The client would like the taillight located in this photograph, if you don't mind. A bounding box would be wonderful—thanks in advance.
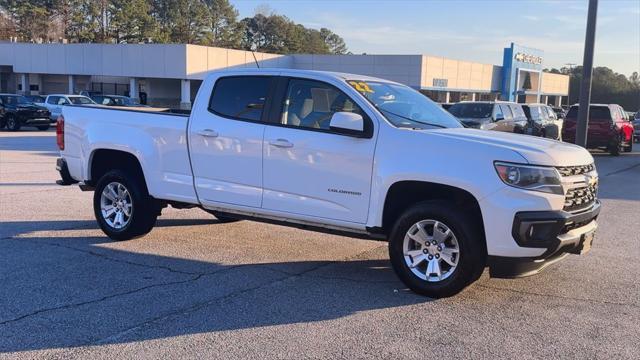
[56,116,65,150]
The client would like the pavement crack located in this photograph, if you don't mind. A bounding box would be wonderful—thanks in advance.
[603,162,640,177]
[92,245,388,345]
[0,275,202,326]
[476,284,638,308]
[19,237,204,276]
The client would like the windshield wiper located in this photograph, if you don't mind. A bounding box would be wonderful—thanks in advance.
[375,106,447,129]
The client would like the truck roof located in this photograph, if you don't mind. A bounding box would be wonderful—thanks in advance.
[207,68,398,85]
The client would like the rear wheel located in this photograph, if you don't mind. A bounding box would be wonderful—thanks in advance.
[609,136,621,156]
[93,170,160,241]
[388,201,485,298]
[5,115,20,131]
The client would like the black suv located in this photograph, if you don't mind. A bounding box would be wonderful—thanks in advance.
[0,94,51,131]
[447,101,528,134]
[521,103,562,140]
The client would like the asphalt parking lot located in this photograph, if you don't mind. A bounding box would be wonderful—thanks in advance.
[1,129,639,359]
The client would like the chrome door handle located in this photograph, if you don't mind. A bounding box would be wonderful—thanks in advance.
[269,139,294,148]
[198,129,219,137]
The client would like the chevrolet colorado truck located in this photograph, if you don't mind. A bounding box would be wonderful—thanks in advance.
[56,69,600,297]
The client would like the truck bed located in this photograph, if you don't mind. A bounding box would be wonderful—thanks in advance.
[61,104,198,204]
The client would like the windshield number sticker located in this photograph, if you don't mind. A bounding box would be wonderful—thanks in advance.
[348,81,374,93]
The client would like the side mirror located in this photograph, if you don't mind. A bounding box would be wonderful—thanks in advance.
[494,114,504,122]
[329,112,365,137]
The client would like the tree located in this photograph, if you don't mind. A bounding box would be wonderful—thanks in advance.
[203,0,243,48]
[0,0,52,42]
[163,0,209,44]
[320,28,347,54]
[110,0,155,43]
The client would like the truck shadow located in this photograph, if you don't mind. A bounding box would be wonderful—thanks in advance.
[0,220,426,353]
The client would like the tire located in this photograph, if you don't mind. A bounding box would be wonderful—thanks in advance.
[624,139,633,153]
[608,137,621,156]
[388,200,486,298]
[36,125,50,131]
[204,209,241,223]
[93,169,160,241]
[5,115,20,131]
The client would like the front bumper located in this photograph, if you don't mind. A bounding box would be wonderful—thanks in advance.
[488,201,600,278]
[23,117,51,126]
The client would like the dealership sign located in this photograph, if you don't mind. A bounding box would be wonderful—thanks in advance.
[432,78,448,87]
[514,52,543,65]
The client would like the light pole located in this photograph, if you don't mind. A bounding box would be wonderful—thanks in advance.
[576,0,598,148]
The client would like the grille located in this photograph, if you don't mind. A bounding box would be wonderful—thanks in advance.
[556,163,594,177]
[564,183,597,213]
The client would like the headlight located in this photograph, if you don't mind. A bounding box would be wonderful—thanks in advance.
[494,162,563,195]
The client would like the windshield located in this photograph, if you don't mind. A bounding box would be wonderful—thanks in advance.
[347,80,462,129]
[0,95,29,105]
[68,96,95,105]
[448,103,493,119]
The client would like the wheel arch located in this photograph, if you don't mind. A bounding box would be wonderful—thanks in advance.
[381,180,485,241]
[87,149,149,192]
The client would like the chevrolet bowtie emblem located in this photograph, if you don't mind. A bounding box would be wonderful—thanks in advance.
[585,174,598,187]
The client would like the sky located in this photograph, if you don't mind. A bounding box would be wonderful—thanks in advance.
[232,0,640,76]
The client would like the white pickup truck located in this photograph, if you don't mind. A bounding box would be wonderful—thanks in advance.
[56,69,600,297]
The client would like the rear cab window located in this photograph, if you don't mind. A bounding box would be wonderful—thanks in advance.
[209,76,272,122]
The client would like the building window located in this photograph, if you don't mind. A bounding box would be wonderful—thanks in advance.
[420,90,447,103]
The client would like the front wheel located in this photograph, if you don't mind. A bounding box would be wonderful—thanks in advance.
[93,170,160,241]
[609,137,621,156]
[388,201,486,298]
[5,115,20,131]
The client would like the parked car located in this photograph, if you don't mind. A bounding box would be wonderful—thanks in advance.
[521,103,562,140]
[23,94,46,104]
[56,69,601,298]
[448,101,528,134]
[0,94,51,131]
[551,106,565,119]
[79,90,103,98]
[91,95,148,107]
[40,94,97,121]
[439,103,454,111]
[562,104,634,155]
[632,117,640,143]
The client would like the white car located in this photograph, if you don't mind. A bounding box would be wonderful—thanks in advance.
[38,94,97,121]
[56,69,600,297]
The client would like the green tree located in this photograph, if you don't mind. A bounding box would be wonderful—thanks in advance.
[110,0,155,43]
[320,28,347,54]
[0,0,52,42]
[203,0,243,48]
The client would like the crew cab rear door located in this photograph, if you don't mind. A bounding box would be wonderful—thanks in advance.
[261,77,376,224]
[188,75,275,208]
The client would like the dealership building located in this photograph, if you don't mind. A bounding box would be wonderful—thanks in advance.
[0,42,568,108]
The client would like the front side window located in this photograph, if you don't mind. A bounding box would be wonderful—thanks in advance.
[350,80,462,129]
[68,96,94,105]
[510,104,526,119]
[47,96,59,105]
[209,76,271,122]
[57,97,69,105]
[281,79,364,131]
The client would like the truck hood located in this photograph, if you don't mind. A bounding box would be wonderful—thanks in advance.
[427,128,593,166]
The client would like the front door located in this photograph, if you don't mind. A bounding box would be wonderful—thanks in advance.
[262,78,376,224]
[189,75,273,208]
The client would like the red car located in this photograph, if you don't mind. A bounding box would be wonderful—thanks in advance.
[562,104,634,156]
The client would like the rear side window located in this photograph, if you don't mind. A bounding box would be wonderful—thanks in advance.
[499,104,513,120]
[209,76,271,122]
[566,106,612,121]
[509,104,526,119]
[47,96,59,104]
